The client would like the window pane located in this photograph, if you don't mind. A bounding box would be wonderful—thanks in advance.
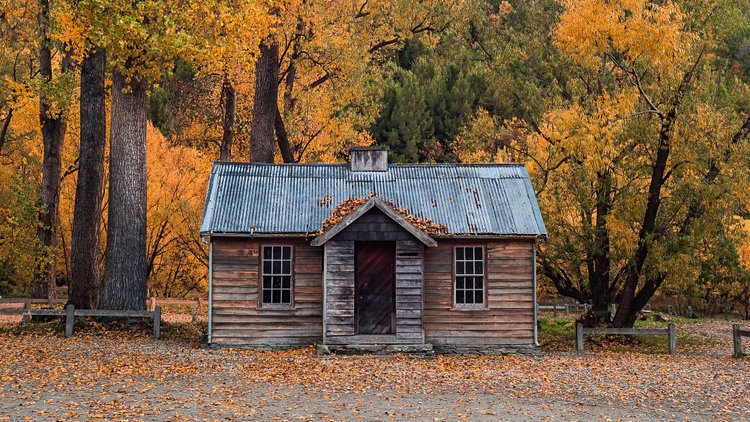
[273,261,281,274]
[456,248,464,260]
[263,261,272,275]
[282,247,291,259]
[273,247,282,259]
[474,247,482,259]
[263,290,272,303]
[465,248,473,260]
[282,276,290,289]
[272,276,281,288]
[263,247,272,259]
[456,290,465,304]
[456,277,464,289]
[456,261,464,275]
[282,261,291,275]
[263,276,272,288]
[465,290,474,304]
[475,290,483,304]
[475,276,484,289]
[475,261,483,275]
[282,290,290,303]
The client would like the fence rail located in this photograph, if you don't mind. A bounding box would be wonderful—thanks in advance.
[0,305,161,338]
[0,297,205,322]
[576,323,676,355]
[733,324,750,357]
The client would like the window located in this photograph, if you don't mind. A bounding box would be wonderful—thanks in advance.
[261,245,292,305]
[455,246,484,306]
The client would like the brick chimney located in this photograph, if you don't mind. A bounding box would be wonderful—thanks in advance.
[350,146,388,172]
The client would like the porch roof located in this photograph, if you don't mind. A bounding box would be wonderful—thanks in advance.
[310,197,437,247]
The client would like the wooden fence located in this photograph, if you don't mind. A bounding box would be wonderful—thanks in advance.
[0,304,161,338]
[576,323,676,355]
[733,324,750,357]
[1,297,205,322]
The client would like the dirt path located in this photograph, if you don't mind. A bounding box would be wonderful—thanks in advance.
[0,326,748,421]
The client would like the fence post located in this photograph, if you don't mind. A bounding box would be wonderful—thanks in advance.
[668,323,676,355]
[734,324,743,357]
[191,305,197,323]
[576,323,584,353]
[153,306,161,339]
[21,300,30,322]
[65,304,75,338]
[687,306,693,318]
[150,297,157,312]
[565,304,569,315]
[667,305,673,316]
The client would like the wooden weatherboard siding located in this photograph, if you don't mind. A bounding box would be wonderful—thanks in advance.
[423,239,535,346]
[210,237,323,346]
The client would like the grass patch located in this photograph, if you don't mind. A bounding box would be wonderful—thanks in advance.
[538,315,721,354]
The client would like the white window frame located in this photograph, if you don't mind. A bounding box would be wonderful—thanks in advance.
[260,245,294,307]
[453,246,486,309]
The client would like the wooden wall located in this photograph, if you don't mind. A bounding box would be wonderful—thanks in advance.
[394,240,424,343]
[323,240,355,338]
[423,239,535,346]
[210,237,323,346]
[209,235,535,349]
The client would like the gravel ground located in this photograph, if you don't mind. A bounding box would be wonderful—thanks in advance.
[0,319,748,420]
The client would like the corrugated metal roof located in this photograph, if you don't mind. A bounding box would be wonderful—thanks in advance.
[199,162,547,237]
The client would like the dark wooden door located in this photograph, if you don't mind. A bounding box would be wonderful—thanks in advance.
[355,242,395,335]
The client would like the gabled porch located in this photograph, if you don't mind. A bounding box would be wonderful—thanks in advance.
[311,197,436,352]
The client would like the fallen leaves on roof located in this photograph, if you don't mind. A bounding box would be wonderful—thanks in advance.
[319,195,449,236]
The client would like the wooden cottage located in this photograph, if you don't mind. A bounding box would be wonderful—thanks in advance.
[200,147,547,354]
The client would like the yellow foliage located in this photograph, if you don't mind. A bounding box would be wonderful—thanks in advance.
[556,0,690,73]
[144,124,211,297]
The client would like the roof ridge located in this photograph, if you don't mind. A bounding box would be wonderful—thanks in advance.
[213,161,527,167]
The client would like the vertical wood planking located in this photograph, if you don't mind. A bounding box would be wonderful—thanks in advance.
[323,240,355,338]
[395,240,424,343]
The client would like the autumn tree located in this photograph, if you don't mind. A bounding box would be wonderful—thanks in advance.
[248,0,468,163]
[67,46,106,309]
[58,0,188,309]
[32,0,75,301]
[533,0,750,326]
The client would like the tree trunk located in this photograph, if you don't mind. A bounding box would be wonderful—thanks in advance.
[275,109,294,163]
[68,48,106,309]
[0,109,12,154]
[219,76,235,161]
[101,70,148,311]
[586,170,614,324]
[31,0,66,301]
[249,41,279,163]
